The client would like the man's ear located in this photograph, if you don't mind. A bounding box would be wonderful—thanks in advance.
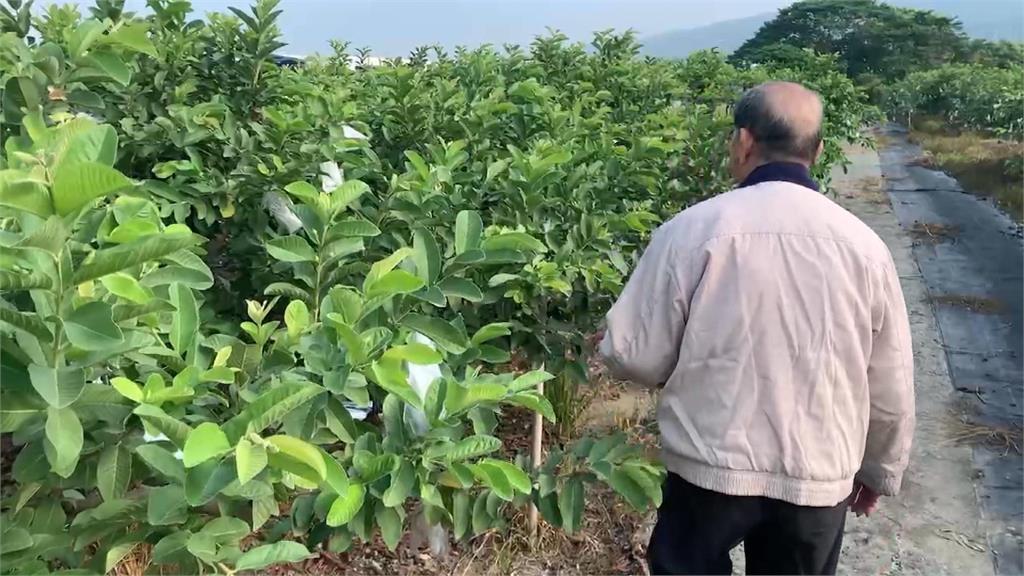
[737,127,756,161]
[814,140,824,163]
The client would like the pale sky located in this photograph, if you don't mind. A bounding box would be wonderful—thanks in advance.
[67,0,792,56]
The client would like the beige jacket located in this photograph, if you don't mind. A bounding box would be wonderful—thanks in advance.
[600,179,914,507]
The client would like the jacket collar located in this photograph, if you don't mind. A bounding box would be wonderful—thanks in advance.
[739,161,819,192]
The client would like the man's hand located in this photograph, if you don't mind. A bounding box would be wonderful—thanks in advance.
[849,481,880,517]
[586,328,605,352]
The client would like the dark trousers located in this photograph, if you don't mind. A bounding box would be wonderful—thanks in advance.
[647,473,850,575]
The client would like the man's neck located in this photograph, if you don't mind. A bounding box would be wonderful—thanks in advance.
[739,161,819,192]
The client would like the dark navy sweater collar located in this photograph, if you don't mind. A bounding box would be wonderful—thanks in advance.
[739,161,819,192]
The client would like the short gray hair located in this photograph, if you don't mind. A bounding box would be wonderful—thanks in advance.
[733,83,822,162]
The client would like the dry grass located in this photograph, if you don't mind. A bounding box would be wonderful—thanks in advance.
[908,118,1023,220]
[930,294,1005,314]
[910,221,961,244]
[945,414,1023,456]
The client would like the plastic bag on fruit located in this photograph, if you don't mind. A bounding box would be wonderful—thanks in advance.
[404,332,450,557]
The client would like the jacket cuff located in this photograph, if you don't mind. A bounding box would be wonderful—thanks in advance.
[855,466,903,497]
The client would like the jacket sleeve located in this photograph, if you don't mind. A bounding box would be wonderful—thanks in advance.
[857,257,915,496]
[598,226,692,388]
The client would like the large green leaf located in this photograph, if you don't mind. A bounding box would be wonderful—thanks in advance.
[445,381,507,414]
[481,232,547,254]
[184,459,236,506]
[74,229,201,284]
[183,422,231,468]
[51,162,132,216]
[133,404,193,448]
[147,485,187,525]
[135,444,185,483]
[221,383,321,443]
[97,443,132,501]
[28,364,85,408]
[438,277,483,302]
[168,283,198,356]
[0,271,51,291]
[266,236,316,263]
[100,273,153,304]
[0,393,46,433]
[382,460,415,507]
[376,504,403,551]
[103,22,159,57]
[506,393,556,423]
[57,123,118,168]
[266,435,326,483]
[370,360,423,409]
[400,314,468,354]
[64,301,123,351]
[455,210,483,255]
[44,406,82,478]
[363,248,413,291]
[329,180,370,213]
[412,227,441,284]
[480,458,531,493]
[0,170,51,217]
[235,541,313,572]
[0,306,53,342]
[427,435,501,462]
[453,491,471,540]
[468,461,513,501]
[151,532,190,565]
[364,269,424,300]
[558,476,585,534]
[236,437,268,485]
[326,482,365,527]
[82,51,132,86]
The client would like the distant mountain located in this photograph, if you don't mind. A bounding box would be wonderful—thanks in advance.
[640,0,1024,59]
[640,13,771,58]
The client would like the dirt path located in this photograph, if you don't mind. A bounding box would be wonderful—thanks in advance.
[811,137,1011,576]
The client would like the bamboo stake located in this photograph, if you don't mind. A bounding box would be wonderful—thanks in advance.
[528,377,545,543]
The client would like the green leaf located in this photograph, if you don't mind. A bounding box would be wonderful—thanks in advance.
[236,438,268,485]
[51,162,132,216]
[266,236,316,263]
[481,232,547,254]
[221,383,321,444]
[235,541,313,572]
[169,283,198,356]
[100,273,153,304]
[284,300,310,339]
[455,210,483,255]
[405,150,430,178]
[266,435,326,483]
[133,404,193,448]
[469,462,513,501]
[264,282,312,303]
[44,406,82,478]
[184,459,236,506]
[283,181,319,203]
[326,482,365,527]
[376,504,403,551]
[321,449,350,495]
[324,398,358,443]
[453,491,471,540]
[382,460,415,507]
[147,484,187,525]
[199,516,250,544]
[364,269,425,300]
[427,435,501,462]
[401,314,468,354]
[64,301,123,351]
[74,229,201,284]
[0,271,51,291]
[0,170,51,217]
[0,305,53,343]
[183,422,231,468]
[606,467,650,511]
[69,19,106,59]
[383,343,442,365]
[438,277,483,302]
[135,444,185,483]
[28,364,85,408]
[507,393,556,423]
[353,451,398,483]
[104,22,158,57]
[0,527,32,555]
[509,370,555,393]
[105,541,141,573]
[152,531,190,565]
[97,443,132,501]
[371,360,423,409]
[83,51,132,86]
[445,382,507,414]
[329,180,369,213]
[481,458,531,493]
[413,227,441,284]
[329,217,381,238]
[363,248,413,291]
[471,492,490,535]
[558,476,585,534]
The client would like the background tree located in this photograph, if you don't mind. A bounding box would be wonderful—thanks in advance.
[730,0,967,81]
